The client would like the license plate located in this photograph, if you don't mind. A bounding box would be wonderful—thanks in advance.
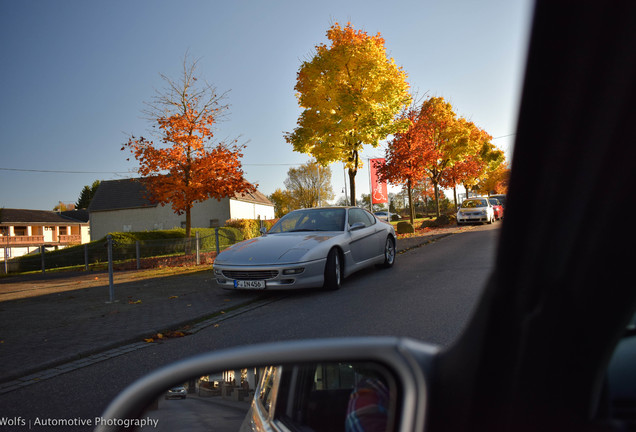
[234,280,266,289]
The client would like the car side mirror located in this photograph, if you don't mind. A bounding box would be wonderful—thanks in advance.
[95,337,437,432]
[259,227,268,235]
[349,222,366,231]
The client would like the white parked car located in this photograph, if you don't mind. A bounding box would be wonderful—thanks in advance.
[213,207,396,291]
[456,198,495,225]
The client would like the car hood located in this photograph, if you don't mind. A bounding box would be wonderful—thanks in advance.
[215,232,342,265]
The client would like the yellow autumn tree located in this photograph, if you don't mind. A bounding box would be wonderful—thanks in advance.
[285,22,411,205]
[440,122,505,207]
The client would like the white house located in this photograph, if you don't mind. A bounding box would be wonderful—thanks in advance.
[0,209,90,263]
[87,178,274,241]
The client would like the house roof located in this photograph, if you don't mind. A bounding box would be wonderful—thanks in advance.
[61,209,90,223]
[88,178,273,212]
[233,189,273,206]
[88,178,156,212]
[0,209,88,225]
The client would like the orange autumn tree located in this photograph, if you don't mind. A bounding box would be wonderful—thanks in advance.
[376,101,436,224]
[418,97,480,217]
[122,57,255,237]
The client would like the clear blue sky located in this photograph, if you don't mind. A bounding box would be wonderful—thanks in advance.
[0,0,532,210]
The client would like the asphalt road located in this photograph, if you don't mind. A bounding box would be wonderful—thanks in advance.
[0,224,500,431]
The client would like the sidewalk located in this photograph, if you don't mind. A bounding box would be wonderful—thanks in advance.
[0,225,469,393]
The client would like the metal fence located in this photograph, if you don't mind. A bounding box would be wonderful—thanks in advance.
[1,228,242,275]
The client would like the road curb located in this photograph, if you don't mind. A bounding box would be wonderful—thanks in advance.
[0,297,282,393]
[397,233,454,254]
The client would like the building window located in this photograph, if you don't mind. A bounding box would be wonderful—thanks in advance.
[123,225,132,232]
[209,219,219,228]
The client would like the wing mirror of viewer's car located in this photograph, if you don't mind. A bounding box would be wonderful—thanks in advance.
[95,337,438,432]
[259,227,268,235]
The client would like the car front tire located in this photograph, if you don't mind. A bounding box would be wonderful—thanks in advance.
[323,248,342,290]
[378,236,396,268]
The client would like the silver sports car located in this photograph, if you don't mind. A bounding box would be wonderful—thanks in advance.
[213,207,397,290]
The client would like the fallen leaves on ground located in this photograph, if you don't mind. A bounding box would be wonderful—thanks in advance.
[396,227,433,239]
[144,330,190,343]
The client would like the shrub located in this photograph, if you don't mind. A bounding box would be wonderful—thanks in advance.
[396,221,415,234]
[420,219,436,228]
[420,214,456,228]
[224,219,267,240]
[436,214,452,226]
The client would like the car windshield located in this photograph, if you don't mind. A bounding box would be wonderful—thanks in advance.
[489,199,500,205]
[461,199,488,208]
[268,208,346,233]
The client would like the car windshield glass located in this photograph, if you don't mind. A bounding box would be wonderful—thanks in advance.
[268,208,346,233]
[462,200,488,208]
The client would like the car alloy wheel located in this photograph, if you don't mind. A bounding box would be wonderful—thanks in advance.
[381,236,396,268]
[324,248,342,290]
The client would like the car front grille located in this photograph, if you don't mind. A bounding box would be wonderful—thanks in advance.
[222,270,279,280]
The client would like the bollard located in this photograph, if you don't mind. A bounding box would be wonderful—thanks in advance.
[196,231,200,265]
[215,227,220,256]
[136,240,141,270]
[40,245,46,274]
[107,235,114,303]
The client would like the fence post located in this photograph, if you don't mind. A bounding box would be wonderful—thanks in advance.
[40,245,46,274]
[136,240,141,270]
[196,231,200,265]
[215,227,220,256]
[107,235,114,303]
[84,244,89,271]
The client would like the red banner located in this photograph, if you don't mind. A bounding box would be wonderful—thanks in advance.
[370,158,388,204]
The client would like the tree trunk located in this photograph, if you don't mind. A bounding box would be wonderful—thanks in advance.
[434,182,441,218]
[453,186,458,212]
[348,169,357,206]
[185,207,192,238]
[348,148,360,206]
[407,179,415,225]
